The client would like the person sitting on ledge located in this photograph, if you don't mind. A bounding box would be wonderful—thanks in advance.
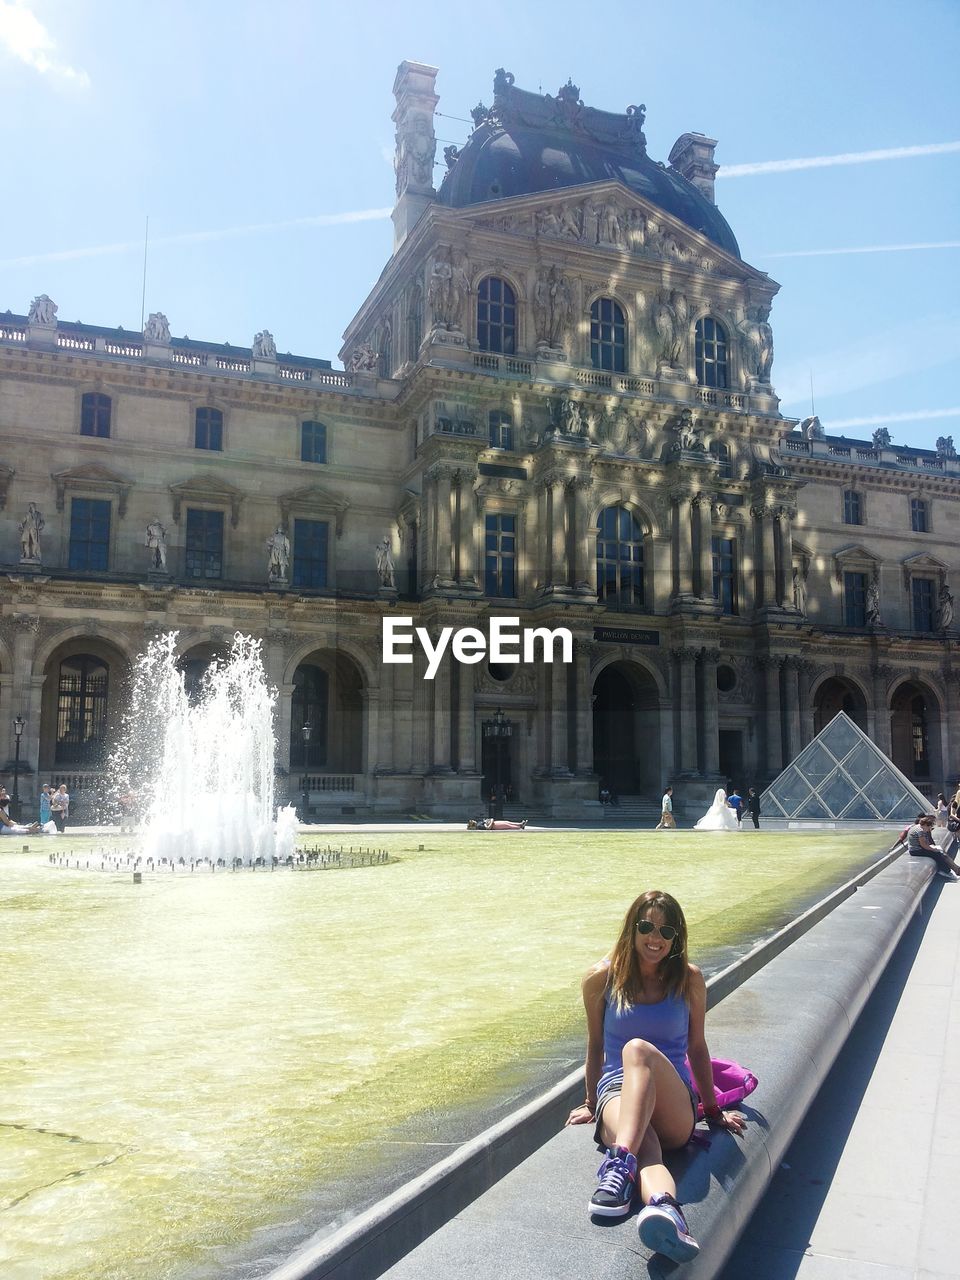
[0,809,43,834]
[466,817,528,830]
[906,814,959,881]
[566,889,746,1264]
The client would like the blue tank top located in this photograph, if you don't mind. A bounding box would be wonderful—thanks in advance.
[601,987,692,1088]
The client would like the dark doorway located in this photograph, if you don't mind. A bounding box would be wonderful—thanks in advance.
[718,729,744,788]
[592,662,660,796]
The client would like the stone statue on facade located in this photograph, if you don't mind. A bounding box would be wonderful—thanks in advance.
[427,250,469,333]
[533,266,573,352]
[346,342,378,373]
[670,408,704,454]
[143,312,170,343]
[800,415,825,441]
[19,502,44,562]
[591,202,623,246]
[28,294,57,326]
[739,305,774,382]
[266,526,290,583]
[871,427,891,450]
[144,518,168,572]
[936,435,957,459]
[252,330,276,359]
[792,564,807,614]
[938,583,954,631]
[866,577,882,627]
[375,536,396,589]
[654,290,687,369]
[395,111,435,194]
[557,397,588,438]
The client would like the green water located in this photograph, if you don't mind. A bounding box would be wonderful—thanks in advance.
[1,830,888,1279]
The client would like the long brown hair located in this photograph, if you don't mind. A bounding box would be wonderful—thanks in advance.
[607,890,692,1009]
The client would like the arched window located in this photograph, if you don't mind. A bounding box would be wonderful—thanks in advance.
[56,654,108,764]
[488,410,513,450]
[596,506,644,608]
[709,440,732,477]
[590,298,626,372]
[477,277,516,354]
[695,318,728,388]
[195,407,223,451]
[80,392,112,437]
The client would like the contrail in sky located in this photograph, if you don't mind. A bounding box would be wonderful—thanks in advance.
[0,208,393,269]
[766,241,960,259]
[824,408,960,430]
[719,140,960,177]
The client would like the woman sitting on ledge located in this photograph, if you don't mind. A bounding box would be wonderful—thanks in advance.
[466,817,528,830]
[566,890,746,1264]
[0,810,43,834]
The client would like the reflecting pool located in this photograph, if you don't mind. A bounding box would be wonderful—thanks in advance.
[1,829,887,1279]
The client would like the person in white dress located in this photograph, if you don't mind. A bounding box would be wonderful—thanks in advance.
[694,788,740,832]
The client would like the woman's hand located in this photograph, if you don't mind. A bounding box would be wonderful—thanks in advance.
[565,1103,595,1127]
[707,1109,746,1136]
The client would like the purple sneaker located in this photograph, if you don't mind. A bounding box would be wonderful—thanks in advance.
[637,1192,700,1261]
[589,1145,638,1218]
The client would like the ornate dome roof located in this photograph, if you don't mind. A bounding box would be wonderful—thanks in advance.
[437,72,740,259]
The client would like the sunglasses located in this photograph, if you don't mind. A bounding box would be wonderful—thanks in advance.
[636,919,678,941]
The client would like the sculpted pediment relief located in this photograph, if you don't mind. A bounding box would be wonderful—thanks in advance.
[277,484,350,536]
[465,187,726,273]
[53,463,132,516]
[169,475,244,527]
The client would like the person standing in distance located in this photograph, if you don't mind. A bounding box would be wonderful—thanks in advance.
[727,787,744,828]
[655,785,676,830]
[746,788,761,830]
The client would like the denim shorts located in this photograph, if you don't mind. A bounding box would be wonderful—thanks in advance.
[592,1067,699,1151]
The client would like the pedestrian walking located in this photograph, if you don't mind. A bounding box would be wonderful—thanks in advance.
[727,788,744,827]
[655,785,677,829]
[50,784,69,832]
[746,788,761,830]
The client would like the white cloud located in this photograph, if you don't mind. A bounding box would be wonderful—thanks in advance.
[776,312,960,409]
[0,207,394,269]
[719,140,960,179]
[825,408,960,430]
[0,0,89,88]
[766,242,960,259]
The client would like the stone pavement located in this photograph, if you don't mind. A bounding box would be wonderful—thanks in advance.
[720,875,960,1280]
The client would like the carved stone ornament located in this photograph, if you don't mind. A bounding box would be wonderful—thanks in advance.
[427,248,470,334]
[143,312,170,343]
[533,265,573,351]
[28,293,57,326]
[346,342,378,373]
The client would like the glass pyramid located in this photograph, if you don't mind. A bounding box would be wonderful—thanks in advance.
[761,711,933,822]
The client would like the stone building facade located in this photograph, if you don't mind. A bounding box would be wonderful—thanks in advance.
[2,62,959,819]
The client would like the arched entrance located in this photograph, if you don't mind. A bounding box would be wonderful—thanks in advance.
[813,677,868,735]
[592,661,661,796]
[39,636,130,820]
[890,681,943,796]
[289,650,363,774]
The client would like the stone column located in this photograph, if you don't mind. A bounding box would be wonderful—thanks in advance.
[798,660,816,748]
[673,494,694,597]
[758,655,783,773]
[783,656,802,764]
[700,647,721,774]
[574,640,594,773]
[411,643,430,773]
[455,468,478,588]
[433,466,454,586]
[362,688,379,778]
[777,506,796,609]
[749,506,765,609]
[550,662,571,774]
[696,496,714,600]
[457,660,476,772]
[432,642,453,771]
[377,659,395,772]
[871,663,893,757]
[672,646,699,771]
[550,479,568,591]
[572,477,594,592]
[12,615,41,778]
[763,509,778,609]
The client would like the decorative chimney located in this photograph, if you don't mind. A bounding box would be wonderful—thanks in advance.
[668,132,719,204]
[391,61,439,251]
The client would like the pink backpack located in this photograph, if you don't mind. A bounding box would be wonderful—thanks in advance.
[685,1056,758,1118]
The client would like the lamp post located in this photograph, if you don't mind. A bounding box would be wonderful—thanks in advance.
[483,708,512,819]
[300,722,312,823]
[12,715,25,823]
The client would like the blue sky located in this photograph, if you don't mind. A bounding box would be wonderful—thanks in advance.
[1,0,957,447]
